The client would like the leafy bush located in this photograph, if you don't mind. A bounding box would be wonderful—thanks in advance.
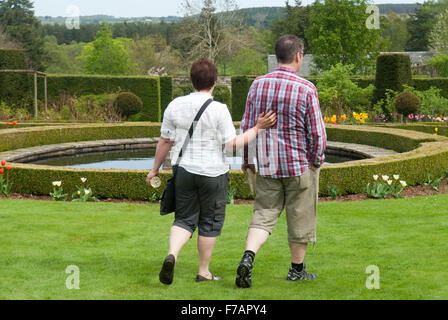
[395,91,421,117]
[402,85,448,117]
[39,93,122,122]
[317,63,374,116]
[428,54,448,77]
[113,92,143,118]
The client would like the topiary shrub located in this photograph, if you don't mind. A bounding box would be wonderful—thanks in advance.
[395,91,421,117]
[374,54,412,107]
[213,85,231,113]
[113,92,143,119]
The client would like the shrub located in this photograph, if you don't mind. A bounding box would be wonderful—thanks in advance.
[172,84,194,99]
[402,85,448,117]
[114,92,143,118]
[160,76,173,116]
[395,91,421,117]
[428,54,448,77]
[317,63,374,116]
[374,54,412,106]
[0,49,33,109]
[37,75,161,122]
[231,76,255,121]
[213,85,231,112]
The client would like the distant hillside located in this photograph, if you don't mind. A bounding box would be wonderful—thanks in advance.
[37,3,419,26]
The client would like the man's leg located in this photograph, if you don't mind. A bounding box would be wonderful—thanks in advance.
[236,175,284,288]
[245,227,270,254]
[285,168,320,281]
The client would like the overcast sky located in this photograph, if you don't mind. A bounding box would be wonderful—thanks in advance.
[33,0,420,17]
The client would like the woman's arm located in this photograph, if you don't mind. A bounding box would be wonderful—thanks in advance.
[224,111,276,153]
[146,137,174,185]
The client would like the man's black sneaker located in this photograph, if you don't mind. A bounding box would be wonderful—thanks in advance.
[235,255,254,288]
[159,254,176,285]
[286,263,317,281]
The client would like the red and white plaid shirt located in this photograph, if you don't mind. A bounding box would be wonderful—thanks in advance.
[241,66,327,178]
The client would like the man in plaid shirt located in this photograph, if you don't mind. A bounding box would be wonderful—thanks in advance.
[235,35,327,288]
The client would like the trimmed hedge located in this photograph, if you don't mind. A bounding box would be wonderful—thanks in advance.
[412,77,448,98]
[170,84,231,113]
[0,49,33,108]
[231,76,255,121]
[374,54,412,104]
[160,76,173,117]
[37,75,161,122]
[2,123,448,200]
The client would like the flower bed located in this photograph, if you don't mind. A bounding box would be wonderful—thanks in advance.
[1,123,447,200]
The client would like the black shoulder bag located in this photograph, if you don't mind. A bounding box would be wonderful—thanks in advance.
[160,98,213,215]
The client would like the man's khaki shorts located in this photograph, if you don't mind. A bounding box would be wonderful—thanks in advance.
[249,168,320,244]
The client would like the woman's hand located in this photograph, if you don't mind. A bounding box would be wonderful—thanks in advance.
[146,170,160,186]
[255,110,277,131]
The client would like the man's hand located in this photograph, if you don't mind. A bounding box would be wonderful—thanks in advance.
[146,170,160,186]
[242,164,256,174]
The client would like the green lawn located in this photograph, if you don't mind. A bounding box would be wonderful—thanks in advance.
[0,195,448,300]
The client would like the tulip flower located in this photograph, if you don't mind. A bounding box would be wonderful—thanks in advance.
[382,175,389,181]
[81,178,87,183]
[387,180,393,186]
[52,181,62,187]
[1,160,5,166]
[0,168,4,174]
[85,189,90,195]
[393,175,399,180]
[12,121,17,126]
[373,175,379,181]
[6,166,11,171]
[400,181,407,187]
[5,122,10,126]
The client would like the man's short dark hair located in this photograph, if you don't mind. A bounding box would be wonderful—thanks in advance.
[275,35,305,64]
[190,58,218,91]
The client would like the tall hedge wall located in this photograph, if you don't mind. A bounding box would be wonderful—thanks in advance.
[160,76,173,117]
[37,75,161,122]
[0,49,33,108]
[374,54,412,104]
[412,77,448,98]
[231,76,255,121]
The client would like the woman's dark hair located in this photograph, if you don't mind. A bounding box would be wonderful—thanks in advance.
[190,58,218,91]
[275,35,305,64]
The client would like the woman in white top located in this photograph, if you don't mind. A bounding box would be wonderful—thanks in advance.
[146,58,276,284]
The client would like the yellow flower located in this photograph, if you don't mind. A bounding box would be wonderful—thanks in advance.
[331,115,337,123]
[341,114,347,120]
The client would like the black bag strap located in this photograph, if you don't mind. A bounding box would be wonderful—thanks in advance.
[176,98,213,166]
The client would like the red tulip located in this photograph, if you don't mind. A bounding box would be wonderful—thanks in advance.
[12,121,18,126]
[6,166,11,171]
[5,122,10,126]
[1,160,6,166]
[0,169,4,174]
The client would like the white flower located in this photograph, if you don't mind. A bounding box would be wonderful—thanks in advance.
[387,180,393,186]
[400,181,407,187]
[77,191,81,195]
[393,175,400,180]
[382,175,389,182]
[81,177,87,183]
[373,175,379,181]
[52,181,62,187]
[84,189,90,195]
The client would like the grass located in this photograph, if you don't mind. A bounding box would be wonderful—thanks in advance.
[0,195,448,300]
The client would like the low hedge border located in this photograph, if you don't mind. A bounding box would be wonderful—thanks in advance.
[1,124,448,200]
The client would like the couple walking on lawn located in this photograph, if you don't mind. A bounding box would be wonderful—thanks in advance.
[146,35,327,287]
